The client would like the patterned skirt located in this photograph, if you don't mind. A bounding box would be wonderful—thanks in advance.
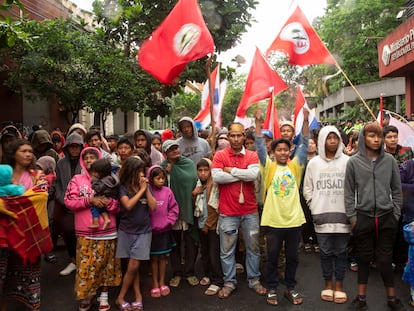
[75,237,122,300]
[1,249,41,310]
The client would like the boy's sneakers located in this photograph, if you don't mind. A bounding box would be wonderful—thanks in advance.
[349,297,368,311]
[59,262,76,276]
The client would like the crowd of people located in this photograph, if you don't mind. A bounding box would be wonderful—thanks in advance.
[0,111,413,311]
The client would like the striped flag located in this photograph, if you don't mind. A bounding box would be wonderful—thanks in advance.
[263,90,281,139]
[294,86,319,136]
[194,65,227,129]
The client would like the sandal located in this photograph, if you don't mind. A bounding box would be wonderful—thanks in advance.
[205,284,220,296]
[116,301,131,311]
[333,290,347,304]
[321,289,334,302]
[304,244,313,253]
[284,290,303,305]
[200,276,210,286]
[249,279,267,296]
[160,285,170,296]
[266,290,278,306]
[150,288,161,298]
[131,301,143,311]
[44,253,57,263]
[186,275,199,286]
[349,261,358,272]
[218,283,235,299]
[236,263,245,274]
[169,276,181,288]
[79,298,92,311]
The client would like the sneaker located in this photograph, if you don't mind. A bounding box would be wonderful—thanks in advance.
[387,298,405,311]
[349,297,368,311]
[59,262,76,276]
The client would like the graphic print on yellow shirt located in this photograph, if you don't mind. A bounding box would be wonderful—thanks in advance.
[261,165,306,228]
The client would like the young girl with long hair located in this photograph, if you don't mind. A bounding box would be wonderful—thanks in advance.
[147,165,178,298]
[116,157,156,311]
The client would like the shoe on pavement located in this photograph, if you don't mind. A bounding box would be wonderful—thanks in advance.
[60,262,76,276]
[349,297,368,311]
[387,298,405,311]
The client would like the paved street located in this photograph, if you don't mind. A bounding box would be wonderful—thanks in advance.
[7,244,411,311]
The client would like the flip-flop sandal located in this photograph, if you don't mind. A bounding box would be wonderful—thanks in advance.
[304,244,313,253]
[116,301,131,311]
[160,285,170,296]
[186,275,199,286]
[79,298,92,311]
[218,285,235,299]
[249,280,267,296]
[266,290,278,306]
[131,301,143,311]
[333,291,347,304]
[321,289,334,302]
[205,284,220,296]
[150,288,161,298]
[285,290,303,305]
[200,276,210,286]
[169,276,181,288]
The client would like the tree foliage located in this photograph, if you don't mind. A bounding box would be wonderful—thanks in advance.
[4,0,258,125]
[5,18,154,123]
[316,0,405,89]
[89,0,258,121]
[0,0,30,48]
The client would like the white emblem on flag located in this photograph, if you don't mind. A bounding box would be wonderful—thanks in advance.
[174,24,201,56]
[280,22,310,54]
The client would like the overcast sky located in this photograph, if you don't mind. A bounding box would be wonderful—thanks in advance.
[71,0,327,70]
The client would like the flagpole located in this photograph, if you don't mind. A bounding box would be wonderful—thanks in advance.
[333,60,377,121]
[206,55,216,152]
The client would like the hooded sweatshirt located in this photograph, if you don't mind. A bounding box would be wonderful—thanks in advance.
[30,129,60,163]
[177,117,211,166]
[303,126,350,234]
[50,130,66,158]
[147,165,179,233]
[67,123,87,138]
[134,129,164,165]
[344,126,402,224]
[64,147,119,237]
[55,132,84,206]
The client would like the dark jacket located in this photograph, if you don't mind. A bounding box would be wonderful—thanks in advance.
[344,127,402,224]
[400,159,414,223]
[55,132,84,206]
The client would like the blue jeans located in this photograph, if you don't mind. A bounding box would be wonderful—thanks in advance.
[316,233,350,281]
[219,213,261,284]
[265,226,302,290]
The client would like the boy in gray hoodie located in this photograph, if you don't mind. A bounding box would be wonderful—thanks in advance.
[344,122,403,311]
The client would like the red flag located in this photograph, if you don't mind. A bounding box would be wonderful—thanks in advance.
[266,5,335,66]
[236,48,288,118]
[263,91,281,139]
[138,0,215,85]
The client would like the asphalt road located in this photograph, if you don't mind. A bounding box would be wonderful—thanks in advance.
[6,244,411,311]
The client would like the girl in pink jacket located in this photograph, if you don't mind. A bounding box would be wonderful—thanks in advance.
[64,147,122,311]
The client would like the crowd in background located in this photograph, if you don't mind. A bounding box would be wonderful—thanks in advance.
[0,111,412,311]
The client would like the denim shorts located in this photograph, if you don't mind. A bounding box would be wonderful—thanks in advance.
[116,230,152,260]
